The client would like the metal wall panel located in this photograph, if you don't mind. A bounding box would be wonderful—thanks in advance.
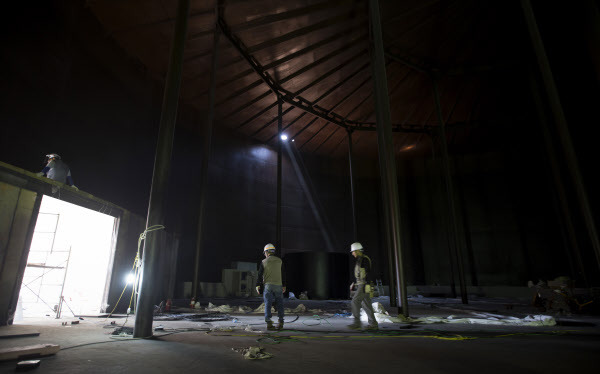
[0,182,41,325]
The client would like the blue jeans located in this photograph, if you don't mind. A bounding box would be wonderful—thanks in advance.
[263,284,284,322]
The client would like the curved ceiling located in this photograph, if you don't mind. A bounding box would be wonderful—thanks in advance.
[87,0,530,158]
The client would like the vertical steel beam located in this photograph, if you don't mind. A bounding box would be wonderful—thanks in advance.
[529,75,588,285]
[276,97,283,252]
[134,0,190,338]
[347,129,358,242]
[369,0,408,316]
[432,79,468,304]
[432,131,457,298]
[193,3,221,298]
[521,0,600,272]
[378,155,399,308]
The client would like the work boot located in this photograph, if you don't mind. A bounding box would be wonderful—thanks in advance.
[366,323,379,331]
[347,321,362,330]
[277,320,284,330]
[266,321,276,330]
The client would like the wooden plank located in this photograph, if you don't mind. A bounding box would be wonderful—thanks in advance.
[0,325,40,339]
[0,344,60,361]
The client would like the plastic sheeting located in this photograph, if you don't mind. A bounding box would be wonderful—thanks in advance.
[206,303,234,313]
[360,302,556,326]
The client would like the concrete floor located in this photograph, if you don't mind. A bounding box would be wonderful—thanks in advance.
[1,296,599,373]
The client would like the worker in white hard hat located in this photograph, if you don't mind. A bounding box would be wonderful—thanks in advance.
[256,243,286,330]
[36,153,78,191]
[348,242,378,330]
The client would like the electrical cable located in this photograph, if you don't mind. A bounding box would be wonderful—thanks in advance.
[302,314,333,326]
[63,326,206,349]
[103,225,165,320]
[61,340,126,350]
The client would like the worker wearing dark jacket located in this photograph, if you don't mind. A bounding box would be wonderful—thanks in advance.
[256,243,286,330]
[348,242,378,330]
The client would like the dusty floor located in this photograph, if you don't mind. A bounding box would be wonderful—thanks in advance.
[1,296,599,373]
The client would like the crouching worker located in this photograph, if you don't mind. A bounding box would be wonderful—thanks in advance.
[36,153,78,191]
[256,243,286,330]
[349,242,378,330]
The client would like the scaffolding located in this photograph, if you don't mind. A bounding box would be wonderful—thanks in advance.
[19,212,73,318]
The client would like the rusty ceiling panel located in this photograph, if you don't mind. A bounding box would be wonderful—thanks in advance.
[87,0,529,159]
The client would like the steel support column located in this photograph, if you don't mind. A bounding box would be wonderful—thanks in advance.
[369,0,408,316]
[430,131,458,298]
[432,79,468,304]
[276,97,283,252]
[378,152,399,308]
[521,0,600,272]
[347,129,358,242]
[529,75,587,285]
[193,4,221,298]
[134,0,190,338]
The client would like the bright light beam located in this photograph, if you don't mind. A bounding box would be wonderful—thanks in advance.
[280,134,288,141]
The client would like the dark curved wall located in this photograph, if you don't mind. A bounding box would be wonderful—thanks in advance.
[2,0,598,303]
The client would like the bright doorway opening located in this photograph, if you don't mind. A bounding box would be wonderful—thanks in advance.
[17,195,117,319]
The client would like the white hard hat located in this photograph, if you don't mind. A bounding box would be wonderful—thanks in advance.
[46,153,61,160]
[350,242,363,252]
[264,243,276,253]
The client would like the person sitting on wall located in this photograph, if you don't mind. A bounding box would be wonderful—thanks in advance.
[36,153,78,191]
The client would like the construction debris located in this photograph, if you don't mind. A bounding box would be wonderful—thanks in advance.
[412,314,556,326]
[206,303,233,313]
[16,359,41,371]
[232,346,273,360]
[359,303,404,323]
[528,277,592,314]
[0,344,60,362]
[291,304,306,313]
[111,326,134,336]
[253,303,275,313]
[372,302,387,314]
[237,306,252,313]
[358,302,555,326]
[210,327,235,332]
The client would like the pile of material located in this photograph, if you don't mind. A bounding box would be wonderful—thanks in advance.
[232,346,273,360]
[360,302,556,326]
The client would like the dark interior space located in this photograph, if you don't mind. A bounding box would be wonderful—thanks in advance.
[2,0,600,293]
[1,1,600,371]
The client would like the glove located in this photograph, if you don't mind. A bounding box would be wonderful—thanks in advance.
[35,172,44,177]
[256,286,261,295]
[349,283,355,291]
